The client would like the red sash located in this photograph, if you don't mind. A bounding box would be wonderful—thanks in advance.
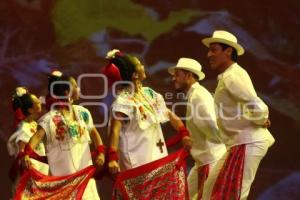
[211,145,246,200]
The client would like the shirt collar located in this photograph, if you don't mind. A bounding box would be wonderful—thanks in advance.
[186,82,200,99]
[217,62,237,80]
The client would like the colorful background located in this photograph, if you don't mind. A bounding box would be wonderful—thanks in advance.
[1,0,300,199]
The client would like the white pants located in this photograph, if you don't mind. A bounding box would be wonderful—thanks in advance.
[240,141,270,200]
[188,160,225,200]
[192,140,271,200]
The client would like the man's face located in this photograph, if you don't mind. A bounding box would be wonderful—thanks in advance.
[171,69,188,91]
[207,43,230,70]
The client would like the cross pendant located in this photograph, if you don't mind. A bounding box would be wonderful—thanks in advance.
[156,139,164,153]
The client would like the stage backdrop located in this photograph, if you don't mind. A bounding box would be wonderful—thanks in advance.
[1,0,300,199]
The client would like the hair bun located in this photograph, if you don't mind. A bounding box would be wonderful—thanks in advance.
[15,87,27,97]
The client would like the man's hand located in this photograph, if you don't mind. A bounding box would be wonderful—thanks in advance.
[182,136,192,151]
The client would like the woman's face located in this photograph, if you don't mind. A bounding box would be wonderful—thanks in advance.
[132,57,146,81]
[70,77,80,102]
[30,94,42,115]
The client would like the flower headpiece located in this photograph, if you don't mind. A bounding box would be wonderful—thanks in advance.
[15,87,27,97]
[106,49,123,60]
[51,70,63,77]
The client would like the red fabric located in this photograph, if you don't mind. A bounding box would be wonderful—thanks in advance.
[24,145,42,160]
[9,146,47,181]
[178,126,190,138]
[13,108,26,129]
[108,147,119,162]
[197,164,210,200]
[112,149,189,200]
[166,132,182,147]
[14,165,96,200]
[165,126,190,147]
[91,145,106,158]
[102,63,122,87]
[211,145,246,200]
[97,145,106,154]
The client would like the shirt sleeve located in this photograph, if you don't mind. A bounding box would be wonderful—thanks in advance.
[15,129,31,144]
[155,92,170,123]
[223,71,268,125]
[244,97,269,125]
[223,72,257,102]
[111,96,134,119]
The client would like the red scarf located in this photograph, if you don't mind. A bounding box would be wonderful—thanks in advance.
[14,165,95,200]
[112,149,189,200]
[211,145,246,200]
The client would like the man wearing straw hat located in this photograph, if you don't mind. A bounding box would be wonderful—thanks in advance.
[168,58,226,200]
[202,30,275,200]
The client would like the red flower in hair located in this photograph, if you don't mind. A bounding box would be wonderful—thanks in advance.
[102,63,122,86]
[13,108,26,128]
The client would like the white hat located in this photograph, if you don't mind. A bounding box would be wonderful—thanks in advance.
[168,57,205,80]
[202,30,245,56]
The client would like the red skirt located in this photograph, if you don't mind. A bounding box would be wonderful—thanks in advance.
[113,149,189,200]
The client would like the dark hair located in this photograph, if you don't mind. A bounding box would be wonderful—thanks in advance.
[12,93,33,116]
[47,74,71,99]
[110,54,136,82]
[219,43,238,62]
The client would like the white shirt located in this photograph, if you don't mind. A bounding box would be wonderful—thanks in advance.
[111,87,169,171]
[38,105,100,200]
[214,63,275,147]
[186,82,226,166]
[38,105,93,176]
[7,121,48,174]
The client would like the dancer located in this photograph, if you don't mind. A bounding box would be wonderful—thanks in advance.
[7,87,48,193]
[168,57,226,199]
[202,30,275,200]
[23,74,105,199]
[103,49,192,174]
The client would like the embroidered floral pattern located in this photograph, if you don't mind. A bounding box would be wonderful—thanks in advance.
[52,115,67,141]
[80,111,89,123]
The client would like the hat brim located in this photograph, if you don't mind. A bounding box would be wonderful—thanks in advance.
[202,38,245,56]
[168,66,205,81]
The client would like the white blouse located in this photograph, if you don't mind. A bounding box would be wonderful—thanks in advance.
[7,120,48,174]
[111,87,170,170]
[38,105,99,200]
